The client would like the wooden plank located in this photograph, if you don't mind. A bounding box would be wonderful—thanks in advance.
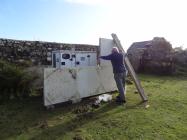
[111,33,148,102]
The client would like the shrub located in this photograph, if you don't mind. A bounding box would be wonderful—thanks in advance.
[0,60,38,101]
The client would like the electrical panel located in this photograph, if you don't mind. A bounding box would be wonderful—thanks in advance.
[52,50,97,68]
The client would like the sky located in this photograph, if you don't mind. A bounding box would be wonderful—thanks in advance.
[0,0,186,50]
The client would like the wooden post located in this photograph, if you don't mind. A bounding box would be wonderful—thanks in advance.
[111,33,148,102]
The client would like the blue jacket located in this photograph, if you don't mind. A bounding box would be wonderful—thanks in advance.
[100,52,126,74]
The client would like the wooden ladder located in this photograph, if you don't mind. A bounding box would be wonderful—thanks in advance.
[111,33,148,102]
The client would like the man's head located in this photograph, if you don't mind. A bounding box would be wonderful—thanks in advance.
[112,47,119,53]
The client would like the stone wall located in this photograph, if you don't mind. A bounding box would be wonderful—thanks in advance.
[0,38,98,66]
[173,49,187,65]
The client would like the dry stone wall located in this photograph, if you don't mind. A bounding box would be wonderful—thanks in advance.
[0,38,98,66]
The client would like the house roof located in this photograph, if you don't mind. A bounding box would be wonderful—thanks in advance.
[128,41,152,51]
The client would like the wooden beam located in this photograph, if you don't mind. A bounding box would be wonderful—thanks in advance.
[111,33,148,102]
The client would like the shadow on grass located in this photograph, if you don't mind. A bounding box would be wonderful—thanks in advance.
[29,99,144,140]
[0,96,73,140]
[0,95,143,140]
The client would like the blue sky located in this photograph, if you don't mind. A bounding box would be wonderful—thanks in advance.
[0,0,103,43]
[0,0,187,50]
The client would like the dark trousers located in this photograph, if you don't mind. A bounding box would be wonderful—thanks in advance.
[114,72,126,101]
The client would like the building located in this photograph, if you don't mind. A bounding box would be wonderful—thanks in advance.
[127,37,174,74]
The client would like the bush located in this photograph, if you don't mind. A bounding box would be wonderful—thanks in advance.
[173,64,187,76]
[0,60,38,101]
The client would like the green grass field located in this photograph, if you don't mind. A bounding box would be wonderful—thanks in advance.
[0,74,187,140]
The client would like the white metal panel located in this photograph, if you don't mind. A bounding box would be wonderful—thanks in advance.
[75,52,97,67]
[76,67,103,97]
[99,38,115,66]
[76,53,89,67]
[88,53,97,66]
[44,68,77,106]
[44,66,117,106]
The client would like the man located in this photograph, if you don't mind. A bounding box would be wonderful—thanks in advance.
[100,47,127,104]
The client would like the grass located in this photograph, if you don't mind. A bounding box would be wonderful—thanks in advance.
[0,74,187,140]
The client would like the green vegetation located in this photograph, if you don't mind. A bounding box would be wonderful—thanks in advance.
[0,74,187,140]
[174,64,187,76]
[0,60,38,101]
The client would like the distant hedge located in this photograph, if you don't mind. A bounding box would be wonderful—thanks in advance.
[0,59,38,101]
